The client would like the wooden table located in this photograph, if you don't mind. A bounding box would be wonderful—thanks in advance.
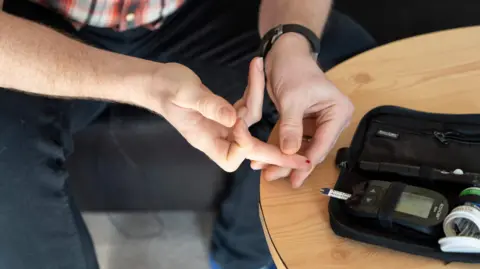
[259,26,480,269]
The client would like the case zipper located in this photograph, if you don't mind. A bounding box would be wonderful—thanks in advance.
[373,120,480,145]
[433,131,480,145]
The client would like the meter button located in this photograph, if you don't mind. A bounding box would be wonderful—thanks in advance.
[362,195,377,206]
[366,186,382,195]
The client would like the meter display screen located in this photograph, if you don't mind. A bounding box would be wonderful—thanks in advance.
[395,192,434,219]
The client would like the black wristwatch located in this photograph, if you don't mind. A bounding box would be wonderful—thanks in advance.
[260,24,321,59]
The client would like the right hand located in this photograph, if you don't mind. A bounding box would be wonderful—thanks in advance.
[136,59,311,173]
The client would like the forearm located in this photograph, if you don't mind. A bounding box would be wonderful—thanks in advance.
[259,0,332,38]
[0,11,158,103]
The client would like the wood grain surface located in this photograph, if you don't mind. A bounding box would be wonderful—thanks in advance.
[259,26,480,269]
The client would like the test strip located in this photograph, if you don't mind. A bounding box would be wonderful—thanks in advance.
[320,188,352,200]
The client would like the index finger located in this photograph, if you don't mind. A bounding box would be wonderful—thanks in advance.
[228,118,310,169]
[245,141,311,170]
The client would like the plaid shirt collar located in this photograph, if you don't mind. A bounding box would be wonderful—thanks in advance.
[30,0,185,31]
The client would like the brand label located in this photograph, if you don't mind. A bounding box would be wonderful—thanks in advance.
[436,203,445,220]
[376,129,399,139]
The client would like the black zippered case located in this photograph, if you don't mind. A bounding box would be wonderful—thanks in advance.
[329,105,480,263]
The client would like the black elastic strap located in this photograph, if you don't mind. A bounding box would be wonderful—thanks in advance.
[84,0,97,25]
[158,0,165,23]
[377,182,406,229]
[260,24,321,59]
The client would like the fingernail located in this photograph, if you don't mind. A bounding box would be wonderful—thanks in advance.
[282,137,299,153]
[306,160,311,164]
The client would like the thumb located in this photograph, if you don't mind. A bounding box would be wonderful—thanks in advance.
[279,105,304,155]
[180,85,237,127]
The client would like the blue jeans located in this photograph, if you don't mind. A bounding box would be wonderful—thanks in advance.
[0,1,376,268]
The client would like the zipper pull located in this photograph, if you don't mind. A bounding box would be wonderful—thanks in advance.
[434,131,449,144]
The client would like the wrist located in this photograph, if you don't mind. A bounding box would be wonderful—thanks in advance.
[274,32,312,55]
[265,32,316,75]
[91,54,162,106]
[266,32,316,64]
[120,61,160,105]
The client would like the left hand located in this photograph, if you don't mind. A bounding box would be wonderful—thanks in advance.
[252,33,354,188]
[142,60,310,173]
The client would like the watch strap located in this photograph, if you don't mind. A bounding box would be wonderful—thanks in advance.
[260,24,321,59]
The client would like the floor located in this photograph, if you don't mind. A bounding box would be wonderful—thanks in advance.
[83,212,214,269]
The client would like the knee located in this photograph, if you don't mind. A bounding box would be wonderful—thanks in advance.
[0,116,69,193]
[319,10,377,71]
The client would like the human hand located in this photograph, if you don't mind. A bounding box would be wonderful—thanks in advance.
[252,33,354,188]
[136,60,311,172]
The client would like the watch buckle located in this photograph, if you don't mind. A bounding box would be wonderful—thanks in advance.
[271,25,284,43]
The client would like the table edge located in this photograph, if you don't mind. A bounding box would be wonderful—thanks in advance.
[259,204,288,269]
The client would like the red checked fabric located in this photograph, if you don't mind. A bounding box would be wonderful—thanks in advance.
[29,0,185,31]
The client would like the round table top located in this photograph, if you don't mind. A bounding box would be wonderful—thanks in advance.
[259,26,480,269]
